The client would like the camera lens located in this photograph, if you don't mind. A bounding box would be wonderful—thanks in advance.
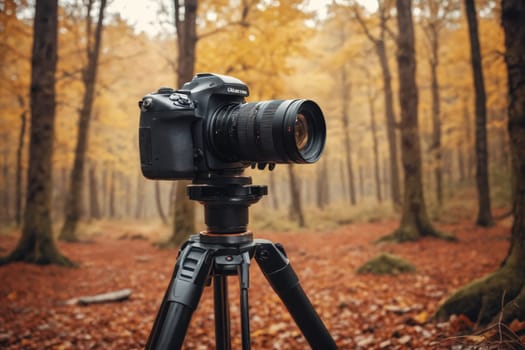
[209,99,326,164]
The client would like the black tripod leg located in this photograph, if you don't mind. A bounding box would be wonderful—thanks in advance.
[146,240,214,350]
[238,251,251,350]
[254,241,338,350]
[214,275,231,350]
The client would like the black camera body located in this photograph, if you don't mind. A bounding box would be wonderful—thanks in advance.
[139,73,326,180]
[139,73,248,179]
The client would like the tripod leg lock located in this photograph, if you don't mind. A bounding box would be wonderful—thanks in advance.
[167,244,214,309]
[254,242,299,292]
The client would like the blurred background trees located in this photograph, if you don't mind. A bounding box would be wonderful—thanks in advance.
[59,0,109,242]
[0,0,510,239]
[1,0,73,265]
[436,0,525,323]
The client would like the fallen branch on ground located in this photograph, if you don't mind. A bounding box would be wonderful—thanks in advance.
[64,288,132,305]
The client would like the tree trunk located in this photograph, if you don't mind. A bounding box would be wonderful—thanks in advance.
[168,0,198,247]
[125,177,132,217]
[288,165,305,227]
[135,172,145,219]
[316,159,329,210]
[381,0,454,243]
[341,70,356,205]
[383,158,390,201]
[366,75,383,203]
[53,167,67,220]
[155,181,168,225]
[496,122,510,170]
[168,183,176,218]
[101,166,108,217]
[376,40,402,208]
[88,163,101,220]
[60,0,107,241]
[442,149,453,190]
[358,165,365,198]
[462,95,474,180]
[15,99,27,226]
[435,1,525,323]
[316,162,324,210]
[465,0,493,227]
[1,0,73,266]
[458,140,466,182]
[340,160,348,202]
[1,144,10,224]
[269,171,279,210]
[429,33,443,206]
[109,168,116,218]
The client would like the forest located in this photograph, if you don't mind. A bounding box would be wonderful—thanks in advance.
[1,0,525,349]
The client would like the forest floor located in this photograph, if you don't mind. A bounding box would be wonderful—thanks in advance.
[1,218,524,349]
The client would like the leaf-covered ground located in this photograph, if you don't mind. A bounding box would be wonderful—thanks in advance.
[1,220,524,349]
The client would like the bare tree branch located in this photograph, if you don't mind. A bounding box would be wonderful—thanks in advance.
[352,5,379,44]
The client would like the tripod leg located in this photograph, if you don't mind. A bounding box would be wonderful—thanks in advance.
[214,275,232,350]
[254,241,338,350]
[146,240,214,350]
[238,251,251,350]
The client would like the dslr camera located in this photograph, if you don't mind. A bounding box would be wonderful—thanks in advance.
[138,73,326,180]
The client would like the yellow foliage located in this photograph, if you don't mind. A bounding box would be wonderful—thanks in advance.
[0,1,508,215]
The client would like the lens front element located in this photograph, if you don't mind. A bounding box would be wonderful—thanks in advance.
[279,99,326,163]
[294,113,309,151]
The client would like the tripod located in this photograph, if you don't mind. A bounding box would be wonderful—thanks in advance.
[146,176,338,350]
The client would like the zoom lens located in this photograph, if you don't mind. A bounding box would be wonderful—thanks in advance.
[209,99,326,164]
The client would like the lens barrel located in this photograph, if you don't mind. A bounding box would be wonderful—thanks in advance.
[209,99,326,164]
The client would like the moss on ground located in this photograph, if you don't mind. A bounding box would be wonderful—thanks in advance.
[357,253,415,275]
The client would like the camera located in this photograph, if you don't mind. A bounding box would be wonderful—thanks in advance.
[138,73,326,180]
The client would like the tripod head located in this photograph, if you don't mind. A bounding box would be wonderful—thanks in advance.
[188,174,267,244]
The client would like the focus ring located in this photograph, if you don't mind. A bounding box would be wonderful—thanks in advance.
[259,100,282,160]
[237,103,258,160]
